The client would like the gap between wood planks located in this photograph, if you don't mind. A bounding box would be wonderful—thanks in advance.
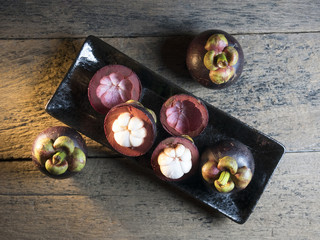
[1,30,320,41]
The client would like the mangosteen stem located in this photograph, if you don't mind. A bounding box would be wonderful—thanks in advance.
[217,171,230,185]
[52,151,67,165]
[216,53,228,68]
[214,171,235,193]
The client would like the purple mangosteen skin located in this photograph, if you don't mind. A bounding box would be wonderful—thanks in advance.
[186,30,244,89]
[32,126,87,178]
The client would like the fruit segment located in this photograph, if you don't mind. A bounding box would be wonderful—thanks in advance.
[158,144,192,179]
[151,136,199,182]
[112,112,147,148]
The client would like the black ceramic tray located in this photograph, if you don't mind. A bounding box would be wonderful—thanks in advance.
[46,35,285,224]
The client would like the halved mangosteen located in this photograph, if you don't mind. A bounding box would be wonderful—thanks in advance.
[151,136,199,182]
[200,140,255,193]
[104,101,157,157]
[88,64,142,114]
[186,30,244,89]
[160,94,209,138]
[31,126,87,178]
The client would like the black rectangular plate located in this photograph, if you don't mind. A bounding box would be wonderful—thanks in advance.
[46,35,285,224]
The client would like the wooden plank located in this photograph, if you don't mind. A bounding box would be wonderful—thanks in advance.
[0,152,319,239]
[1,0,320,38]
[0,39,114,159]
[0,33,319,159]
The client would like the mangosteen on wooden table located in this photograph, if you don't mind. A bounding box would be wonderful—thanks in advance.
[88,64,142,114]
[200,140,254,193]
[32,126,87,177]
[160,94,209,138]
[151,136,199,182]
[186,30,244,89]
[104,100,157,157]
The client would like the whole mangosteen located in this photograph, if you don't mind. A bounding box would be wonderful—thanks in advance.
[32,126,87,177]
[200,140,254,193]
[186,30,244,89]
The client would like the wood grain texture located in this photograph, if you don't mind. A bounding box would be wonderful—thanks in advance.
[1,0,320,38]
[0,33,319,159]
[1,0,319,238]
[0,152,319,239]
[0,39,113,159]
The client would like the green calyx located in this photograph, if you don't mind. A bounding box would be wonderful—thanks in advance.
[204,34,228,52]
[214,156,237,192]
[45,152,68,175]
[212,156,252,193]
[232,166,253,190]
[217,156,238,174]
[35,136,86,176]
[53,136,75,154]
[68,147,86,172]
[203,34,239,84]
[204,50,218,71]
[33,137,55,166]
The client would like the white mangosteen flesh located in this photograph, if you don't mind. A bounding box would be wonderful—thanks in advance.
[112,112,147,148]
[157,144,192,179]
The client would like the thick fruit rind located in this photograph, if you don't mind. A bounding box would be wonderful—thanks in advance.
[160,94,209,138]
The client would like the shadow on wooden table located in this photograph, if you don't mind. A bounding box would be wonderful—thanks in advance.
[160,34,195,81]
[79,156,229,228]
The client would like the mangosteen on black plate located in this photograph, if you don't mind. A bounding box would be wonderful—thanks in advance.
[200,140,254,193]
[151,136,199,182]
[160,94,209,138]
[186,30,244,89]
[32,126,87,177]
[104,100,157,157]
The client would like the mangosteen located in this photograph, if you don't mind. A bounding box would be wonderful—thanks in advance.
[88,64,142,114]
[32,126,87,177]
[160,94,209,138]
[200,140,254,193]
[186,30,244,89]
[104,100,157,157]
[151,136,199,181]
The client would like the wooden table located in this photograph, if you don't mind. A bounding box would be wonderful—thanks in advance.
[1,1,319,239]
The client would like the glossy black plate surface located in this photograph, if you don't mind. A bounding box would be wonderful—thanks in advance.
[46,35,285,224]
